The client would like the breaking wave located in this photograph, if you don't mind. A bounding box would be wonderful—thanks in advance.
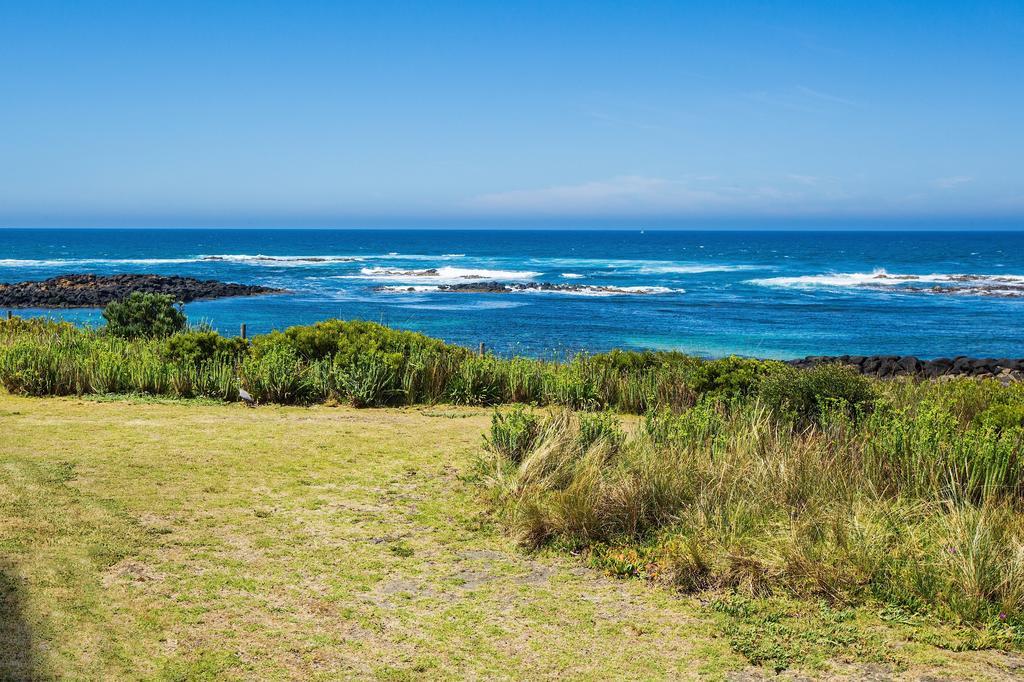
[0,257,201,267]
[349,266,542,282]
[0,253,472,268]
[748,268,1024,297]
[376,283,681,296]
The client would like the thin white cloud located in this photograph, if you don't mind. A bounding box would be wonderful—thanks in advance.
[935,176,973,189]
[743,86,861,113]
[786,174,820,186]
[467,175,802,215]
[795,85,861,108]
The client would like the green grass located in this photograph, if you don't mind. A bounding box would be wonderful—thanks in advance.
[2,394,1023,679]
[0,316,780,411]
[476,394,1024,672]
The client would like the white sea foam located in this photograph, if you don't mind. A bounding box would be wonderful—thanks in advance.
[524,258,765,276]
[196,253,467,265]
[531,285,680,296]
[0,252,471,268]
[560,273,585,279]
[634,264,761,274]
[0,257,202,267]
[748,268,1024,293]
[376,283,682,296]
[352,266,542,282]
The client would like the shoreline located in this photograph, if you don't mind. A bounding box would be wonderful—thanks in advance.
[788,354,1024,383]
[0,274,1019,382]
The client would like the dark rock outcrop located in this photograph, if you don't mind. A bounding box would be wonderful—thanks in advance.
[788,354,1024,383]
[0,274,284,308]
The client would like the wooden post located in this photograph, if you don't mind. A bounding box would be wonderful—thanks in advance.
[5,310,11,321]
[479,342,485,357]
[240,323,247,340]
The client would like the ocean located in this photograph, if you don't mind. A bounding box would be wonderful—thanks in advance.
[2,228,1023,359]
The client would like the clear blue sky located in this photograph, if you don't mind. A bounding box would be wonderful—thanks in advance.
[1,1,1022,228]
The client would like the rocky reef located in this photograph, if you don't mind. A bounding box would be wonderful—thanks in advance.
[789,354,1024,383]
[0,274,283,308]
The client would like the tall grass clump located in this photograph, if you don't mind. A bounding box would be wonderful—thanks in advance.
[477,379,1024,626]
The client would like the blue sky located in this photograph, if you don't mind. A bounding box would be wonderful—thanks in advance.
[1,1,1022,228]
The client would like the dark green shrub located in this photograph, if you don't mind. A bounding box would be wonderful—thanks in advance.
[589,349,698,373]
[103,292,186,339]
[487,406,541,462]
[759,363,875,423]
[689,356,778,400]
[254,319,465,364]
[164,330,248,366]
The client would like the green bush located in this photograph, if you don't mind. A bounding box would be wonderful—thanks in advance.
[164,330,248,366]
[487,405,542,463]
[759,363,875,423]
[339,352,400,407]
[447,356,504,405]
[978,403,1024,431]
[253,319,464,364]
[240,343,307,404]
[577,411,625,451]
[689,356,778,400]
[103,292,187,339]
[589,349,698,373]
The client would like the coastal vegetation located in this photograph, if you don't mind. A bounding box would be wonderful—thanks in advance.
[477,383,1024,638]
[2,394,1022,679]
[102,292,187,339]
[2,311,1024,676]
[0,315,786,410]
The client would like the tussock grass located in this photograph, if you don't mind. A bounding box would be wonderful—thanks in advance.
[477,387,1024,632]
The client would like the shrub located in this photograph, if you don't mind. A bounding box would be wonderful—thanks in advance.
[486,405,542,463]
[254,319,465,364]
[240,343,307,404]
[447,356,504,405]
[103,292,187,339]
[689,356,778,400]
[577,411,625,451]
[339,353,400,407]
[759,363,875,423]
[543,361,603,410]
[978,403,1024,431]
[164,330,248,366]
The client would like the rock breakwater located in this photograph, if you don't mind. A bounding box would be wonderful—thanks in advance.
[789,355,1024,383]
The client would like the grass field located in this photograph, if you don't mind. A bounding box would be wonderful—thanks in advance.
[2,394,1023,680]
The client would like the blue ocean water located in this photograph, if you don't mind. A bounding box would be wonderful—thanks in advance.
[1,228,1023,359]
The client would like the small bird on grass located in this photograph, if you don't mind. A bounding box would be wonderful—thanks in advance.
[239,388,255,407]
